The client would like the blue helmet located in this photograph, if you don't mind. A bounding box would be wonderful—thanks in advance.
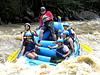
[25,31,32,37]
[63,22,72,27]
[63,31,69,35]
[57,39,63,43]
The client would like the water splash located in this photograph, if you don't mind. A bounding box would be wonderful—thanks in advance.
[0,21,100,75]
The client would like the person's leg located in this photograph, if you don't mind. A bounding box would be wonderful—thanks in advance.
[26,52,37,59]
[50,57,63,63]
[49,22,57,41]
[39,26,46,42]
[52,33,56,41]
[50,57,57,63]
[49,27,56,41]
[31,52,38,59]
[40,30,44,41]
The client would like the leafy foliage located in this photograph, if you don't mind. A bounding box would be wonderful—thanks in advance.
[0,0,100,23]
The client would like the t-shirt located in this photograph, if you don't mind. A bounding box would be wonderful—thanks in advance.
[39,11,53,27]
[53,45,69,53]
[63,45,69,53]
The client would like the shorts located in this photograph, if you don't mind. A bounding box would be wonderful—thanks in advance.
[50,56,64,63]
[24,49,35,56]
[41,22,55,34]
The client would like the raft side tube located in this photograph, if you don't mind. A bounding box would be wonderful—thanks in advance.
[37,55,51,62]
[74,41,80,57]
[54,22,64,31]
[36,29,53,40]
[39,40,56,47]
[26,57,56,66]
[38,47,56,57]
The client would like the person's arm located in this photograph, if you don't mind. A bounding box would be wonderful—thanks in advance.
[33,30,38,37]
[71,29,77,40]
[48,45,58,49]
[47,11,53,21]
[36,43,42,46]
[63,45,70,57]
[21,32,25,41]
[39,16,43,27]
[64,50,70,57]
[68,37,75,52]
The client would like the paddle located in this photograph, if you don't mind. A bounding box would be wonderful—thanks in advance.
[7,48,21,62]
[75,35,93,53]
[7,40,23,62]
[80,43,93,53]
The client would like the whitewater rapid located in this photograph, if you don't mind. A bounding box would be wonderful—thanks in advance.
[0,20,100,75]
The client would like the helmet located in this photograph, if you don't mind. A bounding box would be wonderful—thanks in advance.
[63,22,72,27]
[25,31,32,37]
[63,31,69,35]
[57,39,63,43]
[41,7,46,12]
[25,23,31,27]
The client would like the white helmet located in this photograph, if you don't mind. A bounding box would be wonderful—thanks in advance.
[25,23,31,26]
[41,7,46,12]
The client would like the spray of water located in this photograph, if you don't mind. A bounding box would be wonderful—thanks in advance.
[0,20,100,75]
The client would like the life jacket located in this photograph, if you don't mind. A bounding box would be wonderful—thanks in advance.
[63,37,71,49]
[63,37,75,55]
[56,46,66,57]
[67,28,74,41]
[23,31,35,50]
[23,42,36,54]
[24,31,34,42]
[23,31,36,53]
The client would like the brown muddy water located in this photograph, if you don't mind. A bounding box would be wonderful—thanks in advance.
[0,20,100,75]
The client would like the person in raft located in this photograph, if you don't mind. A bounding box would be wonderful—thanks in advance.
[21,23,41,59]
[63,31,75,53]
[48,39,70,63]
[38,7,56,42]
[59,22,76,41]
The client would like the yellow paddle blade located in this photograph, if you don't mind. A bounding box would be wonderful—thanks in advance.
[7,48,21,62]
[80,44,93,53]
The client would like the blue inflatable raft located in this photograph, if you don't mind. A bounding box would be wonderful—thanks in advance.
[18,22,81,66]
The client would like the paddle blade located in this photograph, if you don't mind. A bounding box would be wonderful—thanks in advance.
[80,44,93,53]
[7,48,21,62]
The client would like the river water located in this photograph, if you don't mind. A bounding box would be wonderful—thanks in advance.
[0,20,100,75]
